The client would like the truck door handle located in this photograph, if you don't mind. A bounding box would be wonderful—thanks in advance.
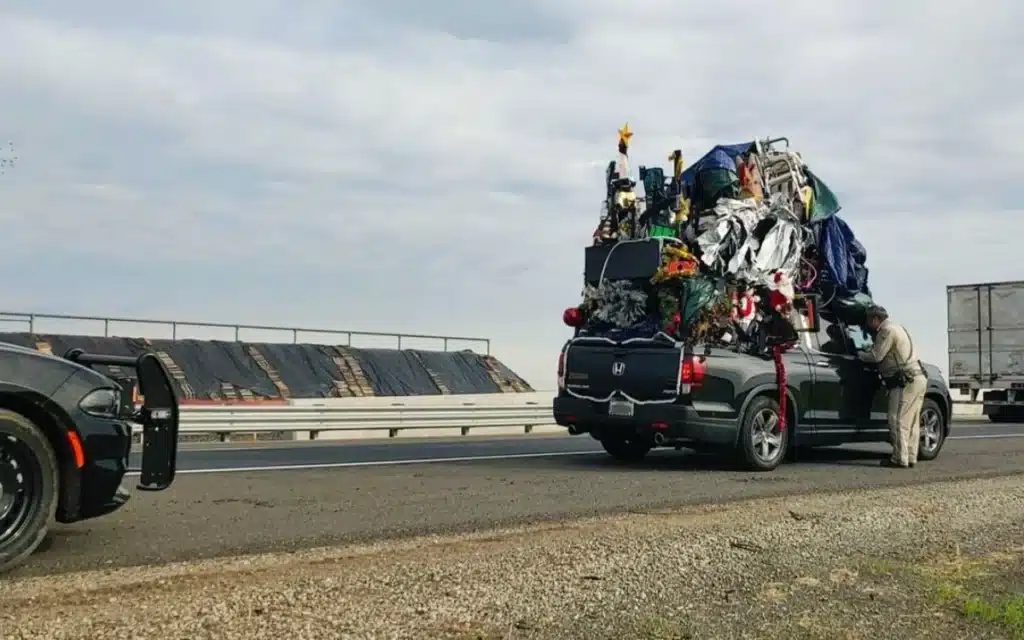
[815,361,831,367]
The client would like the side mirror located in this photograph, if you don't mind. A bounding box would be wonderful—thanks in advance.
[791,294,820,333]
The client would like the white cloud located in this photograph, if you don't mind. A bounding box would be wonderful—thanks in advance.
[0,2,1022,389]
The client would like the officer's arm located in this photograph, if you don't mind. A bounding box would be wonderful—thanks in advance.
[859,327,894,363]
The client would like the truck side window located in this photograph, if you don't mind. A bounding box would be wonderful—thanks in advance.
[818,318,852,355]
[845,324,873,351]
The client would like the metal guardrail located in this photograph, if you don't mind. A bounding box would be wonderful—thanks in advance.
[0,311,491,353]
[130,392,983,442]
[137,394,555,440]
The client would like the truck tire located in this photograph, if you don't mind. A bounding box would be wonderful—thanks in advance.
[917,398,947,461]
[999,407,1024,423]
[737,395,789,471]
[0,409,59,574]
[600,436,651,462]
[988,407,1024,423]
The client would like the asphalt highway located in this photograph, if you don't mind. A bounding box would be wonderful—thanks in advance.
[131,420,1024,473]
[12,420,1024,579]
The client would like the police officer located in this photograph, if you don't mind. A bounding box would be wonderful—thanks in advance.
[857,305,926,468]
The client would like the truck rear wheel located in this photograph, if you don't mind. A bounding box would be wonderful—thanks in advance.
[917,398,946,461]
[737,395,789,471]
[600,436,651,462]
[0,409,59,574]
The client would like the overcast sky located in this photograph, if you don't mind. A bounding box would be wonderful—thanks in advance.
[1,2,1021,390]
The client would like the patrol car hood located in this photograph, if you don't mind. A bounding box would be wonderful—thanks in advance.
[0,340,117,394]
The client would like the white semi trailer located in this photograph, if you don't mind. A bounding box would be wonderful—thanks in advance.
[947,280,1024,422]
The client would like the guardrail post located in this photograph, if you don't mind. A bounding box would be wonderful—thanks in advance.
[524,425,533,434]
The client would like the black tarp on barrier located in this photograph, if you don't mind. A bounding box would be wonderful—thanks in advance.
[0,333,534,399]
[0,333,147,382]
[485,356,533,390]
[0,333,35,349]
[250,342,347,399]
[349,348,443,396]
[146,339,279,400]
[410,349,501,395]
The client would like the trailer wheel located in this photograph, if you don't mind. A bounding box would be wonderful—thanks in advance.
[0,410,58,574]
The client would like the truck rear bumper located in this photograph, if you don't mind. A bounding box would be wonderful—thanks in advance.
[553,396,737,446]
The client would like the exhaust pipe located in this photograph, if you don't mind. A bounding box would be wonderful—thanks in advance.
[567,424,582,435]
[653,432,666,446]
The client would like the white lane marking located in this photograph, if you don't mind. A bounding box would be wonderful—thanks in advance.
[124,450,598,476]
[170,423,1024,452]
[125,432,1024,476]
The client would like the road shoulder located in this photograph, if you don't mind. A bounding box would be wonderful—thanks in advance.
[2,475,1022,639]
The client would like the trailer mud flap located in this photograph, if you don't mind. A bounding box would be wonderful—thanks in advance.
[134,352,179,491]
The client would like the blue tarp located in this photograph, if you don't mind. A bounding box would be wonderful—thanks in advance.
[679,142,754,188]
[817,215,870,298]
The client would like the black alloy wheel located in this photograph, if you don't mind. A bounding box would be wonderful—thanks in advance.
[0,435,40,546]
[0,410,59,574]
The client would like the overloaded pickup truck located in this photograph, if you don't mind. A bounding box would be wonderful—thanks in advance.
[0,342,179,573]
[554,303,953,471]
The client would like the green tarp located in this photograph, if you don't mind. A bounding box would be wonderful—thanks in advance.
[805,166,841,222]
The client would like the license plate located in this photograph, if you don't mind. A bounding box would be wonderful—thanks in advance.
[608,399,635,417]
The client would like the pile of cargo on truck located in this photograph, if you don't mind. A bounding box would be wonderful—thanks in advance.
[554,127,956,471]
[565,124,874,358]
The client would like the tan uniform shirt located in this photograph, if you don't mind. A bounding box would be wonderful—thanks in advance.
[858,319,923,378]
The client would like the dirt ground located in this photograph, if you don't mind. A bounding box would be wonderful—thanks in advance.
[1,475,1022,639]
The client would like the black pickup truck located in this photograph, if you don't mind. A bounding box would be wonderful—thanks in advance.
[554,308,953,471]
[0,342,179,573]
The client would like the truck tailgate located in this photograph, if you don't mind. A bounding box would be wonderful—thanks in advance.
[563,338,682,402]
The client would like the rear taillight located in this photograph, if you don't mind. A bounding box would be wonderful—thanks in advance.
[557,350,566,389]
[680,355,705,391]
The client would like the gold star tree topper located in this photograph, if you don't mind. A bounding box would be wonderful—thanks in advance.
[617,123,633,149]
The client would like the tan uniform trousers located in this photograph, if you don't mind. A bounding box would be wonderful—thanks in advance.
[886,372,927,466]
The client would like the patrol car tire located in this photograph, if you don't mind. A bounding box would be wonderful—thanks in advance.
[0,410,59,574]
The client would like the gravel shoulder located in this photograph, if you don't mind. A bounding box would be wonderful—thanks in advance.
[2,475,1023,640]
